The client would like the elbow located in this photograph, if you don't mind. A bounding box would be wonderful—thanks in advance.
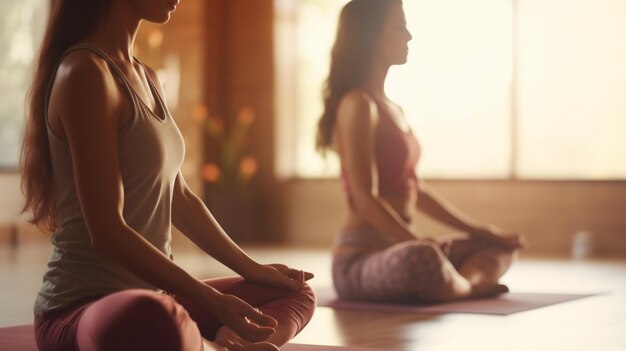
[87,219,127,253]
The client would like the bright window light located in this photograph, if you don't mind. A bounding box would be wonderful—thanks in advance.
[275,0,626,180]
[516,0,626,179]
[0,0,48,170]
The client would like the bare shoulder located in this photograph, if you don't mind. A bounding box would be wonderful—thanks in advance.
[55,50,113,91]
[336,89,379,130]
[51,50,123,121]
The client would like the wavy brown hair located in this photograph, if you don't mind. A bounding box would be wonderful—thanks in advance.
[316,0,400,154]
[21,0,113,231]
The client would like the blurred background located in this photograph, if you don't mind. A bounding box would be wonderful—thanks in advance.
[1,0,625,258]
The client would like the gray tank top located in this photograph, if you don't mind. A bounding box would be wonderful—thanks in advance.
[34,44,185,316]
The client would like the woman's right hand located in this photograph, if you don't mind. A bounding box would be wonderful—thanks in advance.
[470,224,528,250]
[204,289,278,342]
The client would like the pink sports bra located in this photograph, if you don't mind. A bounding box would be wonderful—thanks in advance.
[341,96,421,205]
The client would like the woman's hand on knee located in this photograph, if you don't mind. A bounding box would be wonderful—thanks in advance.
[470,224,528,250]
[244,263,314,291]
[208,292,277,342]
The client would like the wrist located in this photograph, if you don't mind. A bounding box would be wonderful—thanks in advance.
[238,259,264,281]
[195,281,223,310]
[187,278,216,300]
[463,223,483,234]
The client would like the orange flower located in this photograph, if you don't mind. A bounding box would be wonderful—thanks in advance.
[239,157,258,178]
[207,117,224,137]
[202,163,220,183]
[237,106,255,127]
[191,103,209,124]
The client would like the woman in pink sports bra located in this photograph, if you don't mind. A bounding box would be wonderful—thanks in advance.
[317,0,528,303]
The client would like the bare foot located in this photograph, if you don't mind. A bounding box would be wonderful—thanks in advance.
[203,339,228,351]
[470,283,509,299]
[214,327,279,351]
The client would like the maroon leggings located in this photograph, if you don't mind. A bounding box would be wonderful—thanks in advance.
[34,277,316,351]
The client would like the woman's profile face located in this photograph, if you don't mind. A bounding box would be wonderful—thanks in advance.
[374,1,412,66]
[128,0,179,24]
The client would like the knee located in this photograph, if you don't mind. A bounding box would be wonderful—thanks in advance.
[80,291,195,351]
[390,241,449,286]
[123,292,184,322]
[299,283,317,306]
[399,241,446,272]
[263,283,316,335]
[292,283,317,327]
[110,292,185,338]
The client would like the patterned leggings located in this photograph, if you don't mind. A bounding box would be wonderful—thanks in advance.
[332,230,493,302]
[34,277,316,351]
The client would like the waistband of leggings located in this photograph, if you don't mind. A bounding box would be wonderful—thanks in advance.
[334,229,395,248]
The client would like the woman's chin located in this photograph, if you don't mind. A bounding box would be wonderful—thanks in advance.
[145,13,172,25]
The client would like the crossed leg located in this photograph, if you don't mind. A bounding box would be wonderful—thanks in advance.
[177,277,316,350]
[35,277,315,351]
[332,234,516,303]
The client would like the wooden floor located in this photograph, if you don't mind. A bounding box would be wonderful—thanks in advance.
[1,242,625,351]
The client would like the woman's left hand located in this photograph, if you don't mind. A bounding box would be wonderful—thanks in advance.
[470,224,528,250]
[244,264,314,291]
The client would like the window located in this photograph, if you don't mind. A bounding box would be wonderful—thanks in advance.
[388,0,513,178]
[516,0,626,179]
[274,0,349,178]
[275,0,626,180]
[0,0,48,170]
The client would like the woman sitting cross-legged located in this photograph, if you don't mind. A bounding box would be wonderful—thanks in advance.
[21,1,315,350]
[317,0,527,304]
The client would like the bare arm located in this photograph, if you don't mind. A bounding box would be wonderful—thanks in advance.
[170,174,312,287]
[336,91,415,242]
[52,53,275,341]
[416,182,480,233]
[416,182,526,249]
[171,174,257,273]
[144,66,311,290]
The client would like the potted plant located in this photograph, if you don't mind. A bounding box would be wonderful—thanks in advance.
[193,104,259,243]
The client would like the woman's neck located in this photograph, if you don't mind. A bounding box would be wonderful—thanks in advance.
[362,61,390,100]
[86,2,141,63]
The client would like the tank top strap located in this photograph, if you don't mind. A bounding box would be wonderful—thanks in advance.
[44,43,142,123]
[132,57,169,121]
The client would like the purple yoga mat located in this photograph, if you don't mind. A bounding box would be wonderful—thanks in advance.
[0,325,37,351]
[284,344,405,351]
[315,287,599,315]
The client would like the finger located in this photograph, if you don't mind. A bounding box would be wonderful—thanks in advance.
[299,270,305,287]
[498,238,521,250]
[292,270,306,290]
[270,263,289,274]
[286,267,314,281]
[304,271,314,281]
[282,270,301,291]
[513,234,529,249]
[486,233,516,247]
[286,267,301,279]
[505,235,526,249]
[233,318,274,343]
[245,307,278,328]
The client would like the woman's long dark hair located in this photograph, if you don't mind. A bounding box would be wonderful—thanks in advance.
[21,0,113,231]
[316,0,399,154]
